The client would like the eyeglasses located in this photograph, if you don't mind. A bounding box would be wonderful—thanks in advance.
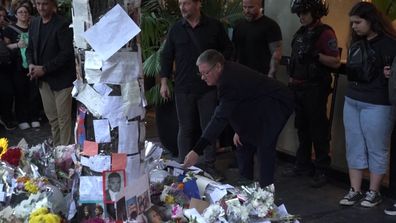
[197,63,216,77]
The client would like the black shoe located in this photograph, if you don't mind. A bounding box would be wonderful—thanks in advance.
[203,164,224,182]
[339,188,364,206]
[282,166,314,177]
[310,173,327,188]
[384,203,396,215]
[0,119,17,131]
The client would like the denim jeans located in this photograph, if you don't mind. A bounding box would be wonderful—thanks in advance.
[343,97,395,174]
[175,90,217,164]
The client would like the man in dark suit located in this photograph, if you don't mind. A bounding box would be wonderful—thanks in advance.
[183,49,294,187]
[27,0,76,146]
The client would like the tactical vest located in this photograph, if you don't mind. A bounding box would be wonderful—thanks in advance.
[289,24,332,81]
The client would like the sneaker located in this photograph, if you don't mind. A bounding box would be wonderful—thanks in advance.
[203,164,224,182]
[0,119,17,130]
[310,173,327,188]
[384,203,396,216]
[361,190,382,207]
[339,188,364,206]
[18,122,30,130]
[31,121,40,128]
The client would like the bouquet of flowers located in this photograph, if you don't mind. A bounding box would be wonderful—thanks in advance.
[160,182,190,207]
[1,146,22,167]
[16,176,49,194]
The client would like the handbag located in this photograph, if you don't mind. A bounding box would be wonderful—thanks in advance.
[346,40,377,83]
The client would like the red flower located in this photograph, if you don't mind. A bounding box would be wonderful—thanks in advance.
[1,147,22,166]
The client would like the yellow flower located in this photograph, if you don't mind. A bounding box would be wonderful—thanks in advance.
[25,180,39,194]
[0,138,8,158]
[29,207,61,223]
[164,195,175,204]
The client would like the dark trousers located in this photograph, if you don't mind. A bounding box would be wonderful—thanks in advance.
[292,78,332,172]
[236,99,293,187]
[0,64,15,122]
[175,90,217,164]
[13,67,41,123]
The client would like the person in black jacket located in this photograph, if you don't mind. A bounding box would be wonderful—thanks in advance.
[160,0,233,180]
[182,49,294,187]
[26,0,75,146]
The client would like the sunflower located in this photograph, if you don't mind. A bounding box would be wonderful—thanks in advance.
[0,138,8,158]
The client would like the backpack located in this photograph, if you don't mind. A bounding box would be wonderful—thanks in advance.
[346,40,377,83]
[388,57,396,105]
[0,40,11,65]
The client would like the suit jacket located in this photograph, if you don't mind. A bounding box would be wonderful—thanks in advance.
[202,61,294,148]
[27,14,75,91]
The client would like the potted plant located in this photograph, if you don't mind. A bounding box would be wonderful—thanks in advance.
[141,0,243,156]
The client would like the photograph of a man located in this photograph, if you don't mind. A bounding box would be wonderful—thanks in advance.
[103,170,125,203]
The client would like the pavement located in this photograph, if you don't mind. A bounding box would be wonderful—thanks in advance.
[1,110,396,222]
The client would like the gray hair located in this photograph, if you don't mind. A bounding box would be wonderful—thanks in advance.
[196,49,225,67]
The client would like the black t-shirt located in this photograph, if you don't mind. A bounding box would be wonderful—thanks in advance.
[37,20,52,64]
[232,15,282,75]
[346,34,396,105]
[3,24,28,43]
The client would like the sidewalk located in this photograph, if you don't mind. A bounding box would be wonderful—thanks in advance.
[1,113,395,222]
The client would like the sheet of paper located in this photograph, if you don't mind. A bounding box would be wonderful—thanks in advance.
[100,96,130,129]
[90,155,111,172]
[93,83,112,96]
[173,168,184,177]
[82,4,141,61]
[126,155,141,185]
[0,191,5,202]
[183,208,206,223]
[80,155,111,172]
[208,188,227,203]
[121,80,141,106]
[208,183,234,191]
[83,140,98,156]
[72,0,92,49]
[112,153,127,170]
[100,52,141,84]
[84,51,102,69]
[84,68,101,84]
[79,176,103,202]
[80,156,90,167]
[73,80,104,117]
[93,119,111,143]
[118,121,139,154]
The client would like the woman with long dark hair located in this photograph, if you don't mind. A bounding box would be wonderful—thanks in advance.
[339,2,396,210]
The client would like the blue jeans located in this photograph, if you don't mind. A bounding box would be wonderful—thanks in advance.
[343,97,394,174]
[175,90,217,164]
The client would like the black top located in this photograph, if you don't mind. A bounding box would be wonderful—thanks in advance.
[3,24,28,62]
[160,14,233,94]
[193,61,294,154]
[27,15,76,91]
[346,34,396,105]
[232,15,282,74]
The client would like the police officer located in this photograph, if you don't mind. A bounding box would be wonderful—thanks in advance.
[285,0,341,187]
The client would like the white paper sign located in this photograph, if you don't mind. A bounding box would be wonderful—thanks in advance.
[93,119,111,143]
[82,4,141,61]
[79,176,103,202]
[126,155,141,185]
[80,155,111,173]
[184,208,206,223]
[93,83,113,96]
[72,0,92,49]
[118,121,139,154]
[73,80,104,117]
[100,51,142,84]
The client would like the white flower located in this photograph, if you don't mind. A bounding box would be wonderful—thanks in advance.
[203,204,224,223]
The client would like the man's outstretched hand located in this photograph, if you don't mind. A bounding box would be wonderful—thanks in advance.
[182,150,199,168]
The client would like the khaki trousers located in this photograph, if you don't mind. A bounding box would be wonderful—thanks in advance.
[39,81,73,146]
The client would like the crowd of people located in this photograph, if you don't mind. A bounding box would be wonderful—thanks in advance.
[1,0,396,218]
[0,0,75,146]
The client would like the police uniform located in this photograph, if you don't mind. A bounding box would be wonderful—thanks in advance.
[288,21,339,174]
